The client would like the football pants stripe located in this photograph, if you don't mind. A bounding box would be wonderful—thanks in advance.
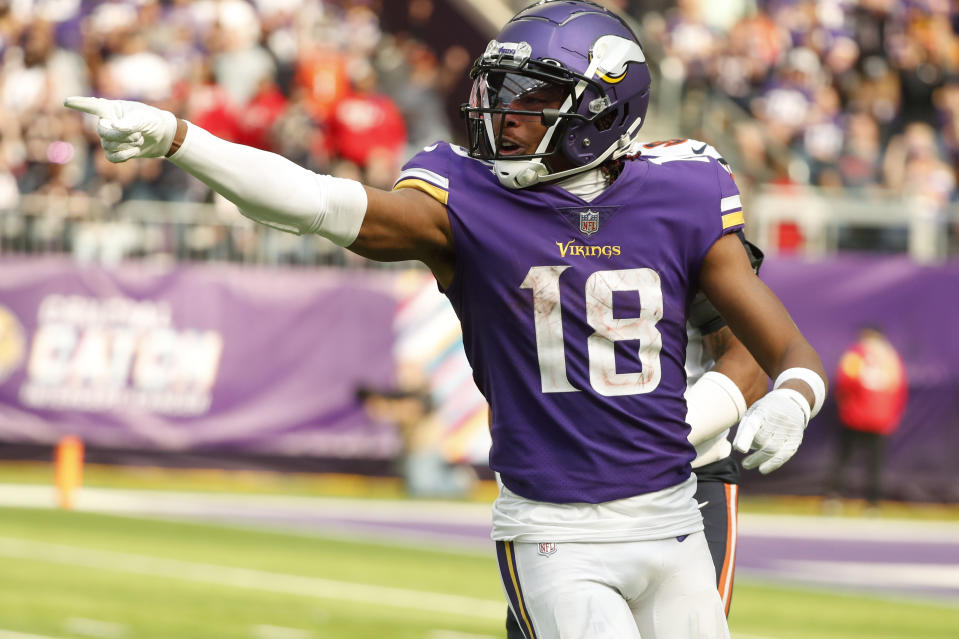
[393,178,449,205]
[718,483,739,616]
[496,541,537,639]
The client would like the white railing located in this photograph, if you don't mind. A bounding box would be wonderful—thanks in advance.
[0,195,416,269]
[748,185,958,263]
[2,191,957,265]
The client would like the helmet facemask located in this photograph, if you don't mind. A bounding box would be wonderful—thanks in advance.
[459,2,652,189]
[462,41,620,188]
[465,65,584,164]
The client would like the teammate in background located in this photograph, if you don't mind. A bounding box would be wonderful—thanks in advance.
[647,139,769,616]
[68,2,827,637]
[683,281,768,617]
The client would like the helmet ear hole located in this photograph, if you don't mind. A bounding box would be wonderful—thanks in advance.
[595,109,617,132]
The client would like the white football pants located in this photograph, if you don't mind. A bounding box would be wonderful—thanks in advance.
[496,531,729,639]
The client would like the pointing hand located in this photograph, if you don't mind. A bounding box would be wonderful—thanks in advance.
[65,96,178,162]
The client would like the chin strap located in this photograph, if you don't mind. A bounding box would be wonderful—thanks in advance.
[493,122,641,189]
[492,159,548,188]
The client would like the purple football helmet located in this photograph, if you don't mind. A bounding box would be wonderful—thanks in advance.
[461,0,651,189]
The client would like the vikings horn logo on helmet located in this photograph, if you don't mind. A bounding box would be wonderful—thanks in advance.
[591,35,646,84]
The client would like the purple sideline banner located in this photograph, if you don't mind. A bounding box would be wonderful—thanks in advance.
[746,255,959,502]
[0,257,401,460]
[0,255,956,501]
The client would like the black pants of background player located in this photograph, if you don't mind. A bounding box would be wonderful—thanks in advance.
[504,457,740,638]
[826,427,886,506]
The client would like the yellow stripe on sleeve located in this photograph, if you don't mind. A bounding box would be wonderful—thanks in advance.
[393,178,449,205]
[721,211,744,229]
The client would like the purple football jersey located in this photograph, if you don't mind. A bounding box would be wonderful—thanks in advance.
[394,143,744,504]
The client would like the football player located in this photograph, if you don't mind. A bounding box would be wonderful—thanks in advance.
[502,141,768,639]
[67,2,827,637]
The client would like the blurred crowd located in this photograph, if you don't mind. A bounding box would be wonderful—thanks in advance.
[0,0,470,262]
[635,0,958,208]
[1,0,958,262]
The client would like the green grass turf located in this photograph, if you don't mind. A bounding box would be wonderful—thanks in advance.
[0,507,503,639]
[0,507,957,639]
[729,581,959,639]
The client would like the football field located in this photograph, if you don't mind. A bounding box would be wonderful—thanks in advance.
[1,503,958,639]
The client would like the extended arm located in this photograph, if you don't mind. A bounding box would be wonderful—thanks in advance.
[64,97,455,285]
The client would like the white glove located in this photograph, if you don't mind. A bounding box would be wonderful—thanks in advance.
[65,96,177,163]
[732,388,810,474]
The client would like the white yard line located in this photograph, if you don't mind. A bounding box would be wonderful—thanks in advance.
[0,484,496,555]
[3,483,957,544]
[0,629,784,639]
[0,484,492,524]
[773,560,959,589]
[0,537,504,621]
[251,625,313,639]
[0,483,495,554]
[62,618,126,638]
[427,632,499,639]
[7,483,959,543]
[738,513,959,543]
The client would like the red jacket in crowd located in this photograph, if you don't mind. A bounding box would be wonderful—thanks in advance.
[327,91,407,169]
[834,333,908,435]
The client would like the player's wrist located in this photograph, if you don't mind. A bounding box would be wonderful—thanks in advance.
[165,118,188,158]
[773,368,825,418]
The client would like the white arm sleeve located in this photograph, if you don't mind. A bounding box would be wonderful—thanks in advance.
[685,370,748,447]
[168,121,367,246]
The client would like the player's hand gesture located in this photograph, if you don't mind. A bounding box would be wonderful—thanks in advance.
[64,96,178,163]
[732,388,809,474]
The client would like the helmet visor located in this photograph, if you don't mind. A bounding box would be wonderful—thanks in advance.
[466,71,571,160]
[483,72,567,110]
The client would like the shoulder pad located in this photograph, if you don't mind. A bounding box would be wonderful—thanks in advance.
[737,231,764,274]
[637,138,724,162]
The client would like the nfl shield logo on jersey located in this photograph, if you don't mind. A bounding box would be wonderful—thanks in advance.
[538,542,558,557]
[579,210,600,236]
